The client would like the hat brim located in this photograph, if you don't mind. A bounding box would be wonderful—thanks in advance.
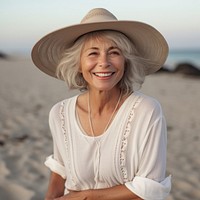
[31,20,168,78]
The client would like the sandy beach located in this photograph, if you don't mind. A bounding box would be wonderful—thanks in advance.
[0,58,200,200]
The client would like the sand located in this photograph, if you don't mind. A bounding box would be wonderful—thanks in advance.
[0,59,200,200]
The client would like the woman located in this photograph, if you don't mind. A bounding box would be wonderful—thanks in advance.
[32,8,171,200]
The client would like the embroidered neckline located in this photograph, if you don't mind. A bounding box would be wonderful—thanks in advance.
[60,93,142,185]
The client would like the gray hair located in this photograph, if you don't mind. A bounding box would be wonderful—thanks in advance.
[56,30,154,93]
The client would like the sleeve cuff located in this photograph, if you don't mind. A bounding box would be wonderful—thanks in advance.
[44,155,66,179]
[125,175,171,200]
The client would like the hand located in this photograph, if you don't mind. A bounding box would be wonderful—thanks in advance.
[53,186,143,200]
[54,190,93,200]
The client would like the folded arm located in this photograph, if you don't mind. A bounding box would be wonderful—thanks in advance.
[62,185,142,200]
[45,172,142,200]
[45,172,65,200]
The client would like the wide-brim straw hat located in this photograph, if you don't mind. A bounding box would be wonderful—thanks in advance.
[32,8,168,78]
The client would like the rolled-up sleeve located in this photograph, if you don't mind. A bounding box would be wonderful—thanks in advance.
[45,155,66,179]
[44,104,66,179]
[125,176,171,200]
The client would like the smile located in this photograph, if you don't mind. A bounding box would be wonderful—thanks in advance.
[93,72,115,77]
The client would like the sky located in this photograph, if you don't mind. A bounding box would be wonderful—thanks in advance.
[1,0,200,55]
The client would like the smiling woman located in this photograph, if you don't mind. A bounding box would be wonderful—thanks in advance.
[57,31,148,93]
[31,8,171,200]
[79,36,125,92]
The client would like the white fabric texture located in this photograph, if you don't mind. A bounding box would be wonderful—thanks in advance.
[125,176,171,200]
[45,155,66,179]
[44,91,171,199]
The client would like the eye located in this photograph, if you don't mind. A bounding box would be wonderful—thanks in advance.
[88,51,98,56]
[109,50,121,56]
[89,52,97,55]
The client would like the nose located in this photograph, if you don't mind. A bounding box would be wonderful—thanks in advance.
[98,53,110,68]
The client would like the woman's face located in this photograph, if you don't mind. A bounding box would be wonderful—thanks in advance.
[80,37,125,92]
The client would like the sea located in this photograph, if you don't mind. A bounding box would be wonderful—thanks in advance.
[166,49,200,70]
[4,48,200,71]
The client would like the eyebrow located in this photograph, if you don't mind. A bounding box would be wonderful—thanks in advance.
[85,46,120,51]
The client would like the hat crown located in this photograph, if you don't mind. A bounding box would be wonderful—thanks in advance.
[32,8,168,78]
[81,8,118,24]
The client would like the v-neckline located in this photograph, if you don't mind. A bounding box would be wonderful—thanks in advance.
[73,92,135,140]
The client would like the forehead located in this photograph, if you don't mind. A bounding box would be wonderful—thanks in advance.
[82,35,117,50]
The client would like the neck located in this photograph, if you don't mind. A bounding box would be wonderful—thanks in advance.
[87,89,122,136]
[88,89,121,115]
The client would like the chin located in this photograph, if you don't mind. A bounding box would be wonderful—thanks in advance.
[92,85,119,92]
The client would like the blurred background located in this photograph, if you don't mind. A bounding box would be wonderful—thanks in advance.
[1,0,200,67]
[0,1,200,200]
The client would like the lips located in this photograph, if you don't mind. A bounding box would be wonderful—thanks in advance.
[93,72,115,77]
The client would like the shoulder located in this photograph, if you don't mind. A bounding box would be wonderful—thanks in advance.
[48,101,63,126]
[133,91,163,116]
[138,92,161,109]
[49,95,78,121]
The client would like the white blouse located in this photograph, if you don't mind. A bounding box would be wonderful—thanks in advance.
[45,91,171,200]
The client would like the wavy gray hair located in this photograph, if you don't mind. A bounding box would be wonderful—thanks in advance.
[56,30,154,93]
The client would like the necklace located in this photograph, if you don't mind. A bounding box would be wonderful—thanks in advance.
[87,91,122,137]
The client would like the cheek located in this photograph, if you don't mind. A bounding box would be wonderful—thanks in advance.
[119,60,125,73]
[80,59,94,72]
[119,68,125,80]
[118,62,126,79]
[79,64,92,81]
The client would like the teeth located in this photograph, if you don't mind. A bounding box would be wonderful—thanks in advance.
[94,72,113,77]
